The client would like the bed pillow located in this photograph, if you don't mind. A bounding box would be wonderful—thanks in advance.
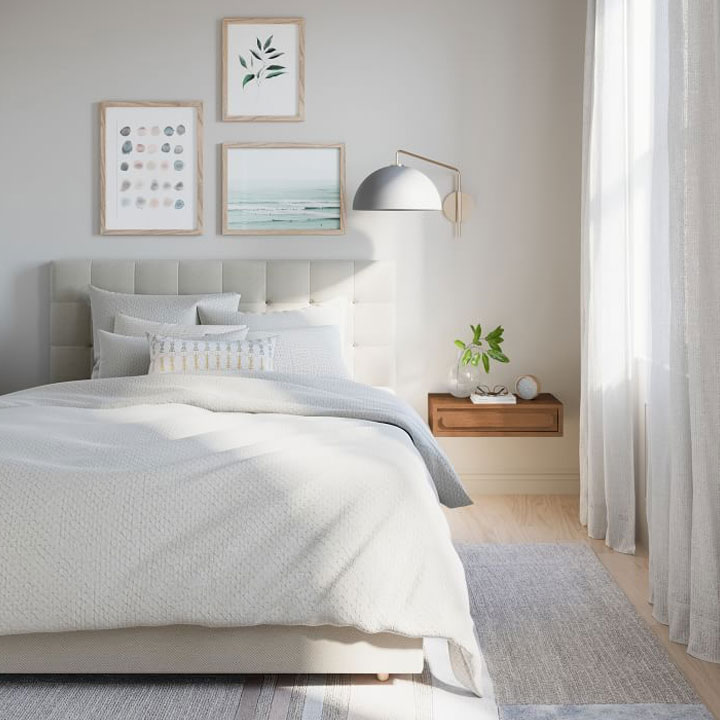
[147,334,277,376]
[198,298,347,338]
[95,328,251,379]
[95,331,150,379]
[248,325,350,379]
[199,298,350,370]
[114,313,248,339]
[89,286,241,359]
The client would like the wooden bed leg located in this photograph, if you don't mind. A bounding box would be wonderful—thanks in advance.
[376,672,390,682]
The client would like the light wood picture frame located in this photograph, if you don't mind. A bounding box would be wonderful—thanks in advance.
[222,143,345,235]
[222,18,305,122]
[100,101,203,235]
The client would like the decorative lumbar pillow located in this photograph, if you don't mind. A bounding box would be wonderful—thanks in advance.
[114,313,248,339]
[248,325,350,379]
[148,334,277,375]
[89,286,241,360]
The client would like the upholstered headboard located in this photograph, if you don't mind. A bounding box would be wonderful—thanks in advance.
[50,259,395,386]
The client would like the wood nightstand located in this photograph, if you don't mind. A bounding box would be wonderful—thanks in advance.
[428,393,563,437]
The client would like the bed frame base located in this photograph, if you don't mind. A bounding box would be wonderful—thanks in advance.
[0,624,424,676]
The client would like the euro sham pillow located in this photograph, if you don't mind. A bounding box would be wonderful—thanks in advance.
[89,286,241,359]
[95,328,251,379]
[114,313,248,340]
[148,334,277,376]
[248,325,350,379]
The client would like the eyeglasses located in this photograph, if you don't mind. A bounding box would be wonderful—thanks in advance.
[475,384,509,397]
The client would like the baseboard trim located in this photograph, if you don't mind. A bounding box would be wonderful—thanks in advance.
[460,472,580,495]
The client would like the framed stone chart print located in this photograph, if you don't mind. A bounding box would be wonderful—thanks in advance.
[100,101,203,235]
[222,18,305,122]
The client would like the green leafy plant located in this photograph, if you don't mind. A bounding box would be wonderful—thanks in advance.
[453,323,509,374]
[239,35,287,89]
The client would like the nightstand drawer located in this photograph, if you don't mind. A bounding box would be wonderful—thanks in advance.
[436,407,559,433]
[428,393,563,437]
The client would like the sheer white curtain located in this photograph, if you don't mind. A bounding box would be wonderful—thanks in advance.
[580,0,657,554]
[582,0,720,661]
[647,0,720,662]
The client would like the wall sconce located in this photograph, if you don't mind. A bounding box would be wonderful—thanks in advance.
[352,149,472,236]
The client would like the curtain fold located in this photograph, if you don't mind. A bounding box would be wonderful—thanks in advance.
[583,0,720,662]
[647,0,720,663]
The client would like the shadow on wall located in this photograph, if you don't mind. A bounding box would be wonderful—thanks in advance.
[91,103,99,235]
[3,264,51,395]
[390,212,431,409]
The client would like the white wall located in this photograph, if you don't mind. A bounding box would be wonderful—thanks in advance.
[0,0,586,492]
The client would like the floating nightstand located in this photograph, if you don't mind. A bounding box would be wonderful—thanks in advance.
[428,393,564,438]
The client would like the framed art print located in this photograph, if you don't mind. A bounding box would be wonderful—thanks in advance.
[222,18,305,122]
[100,101,203,235]
[222,143,345,235]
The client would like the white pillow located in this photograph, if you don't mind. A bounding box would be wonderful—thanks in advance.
[114,313,248,339]
[95,328,250,379]
[198,298,347,338]
[148,334,277,376]
[89,286,241,360]
[249,325,350,379]
[199,298,349,369]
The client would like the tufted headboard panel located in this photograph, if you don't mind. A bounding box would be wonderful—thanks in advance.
[50,259,395,387]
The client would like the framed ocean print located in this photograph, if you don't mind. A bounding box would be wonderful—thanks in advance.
[100,101,203,235]
[222,18,305,122]
[222,143,345,235]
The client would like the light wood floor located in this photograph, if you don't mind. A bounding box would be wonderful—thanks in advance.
[444,495,720,719]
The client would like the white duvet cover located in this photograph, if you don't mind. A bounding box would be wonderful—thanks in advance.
[0,374,482,694]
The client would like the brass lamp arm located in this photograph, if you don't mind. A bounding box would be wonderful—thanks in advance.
[395,149,461,175]
[395,149,464,236]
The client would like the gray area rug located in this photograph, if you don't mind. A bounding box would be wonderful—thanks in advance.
[0,670,435,720]
[0,543,711,719]
[457,543,712,719]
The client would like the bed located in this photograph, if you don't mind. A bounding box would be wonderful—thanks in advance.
[0,259,482,695]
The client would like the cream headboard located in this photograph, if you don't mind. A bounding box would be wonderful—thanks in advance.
[50,259,395,386]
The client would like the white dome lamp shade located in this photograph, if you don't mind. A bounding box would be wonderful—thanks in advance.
[352,165,442,211]
[352,149,472,236]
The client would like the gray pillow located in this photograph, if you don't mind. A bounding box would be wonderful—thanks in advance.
[94,331,151,378]
[89,286,241,360]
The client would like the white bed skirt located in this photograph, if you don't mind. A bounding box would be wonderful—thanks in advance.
[0,625,424,675]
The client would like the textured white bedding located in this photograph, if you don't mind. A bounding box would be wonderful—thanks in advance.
[0,374,481,694]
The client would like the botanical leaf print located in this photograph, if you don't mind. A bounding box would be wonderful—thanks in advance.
[239,36,286,89]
